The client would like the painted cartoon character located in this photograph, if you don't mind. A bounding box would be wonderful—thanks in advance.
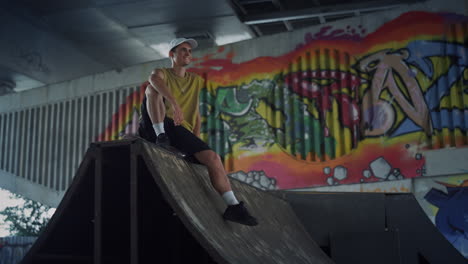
[200,80,276,151]
[356,49,432,137]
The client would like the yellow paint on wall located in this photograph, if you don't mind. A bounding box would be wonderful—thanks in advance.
[436,173,468,186]
[360,186,411,193]
[306,100,320,120]
[255,100,284,129]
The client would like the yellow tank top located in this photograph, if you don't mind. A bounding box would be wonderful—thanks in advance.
[160,68,204,132]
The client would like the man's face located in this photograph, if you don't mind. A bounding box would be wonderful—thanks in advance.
[170,42,192,66]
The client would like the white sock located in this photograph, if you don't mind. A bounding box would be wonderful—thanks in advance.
[152,123,165,136]
[222,191,239,206]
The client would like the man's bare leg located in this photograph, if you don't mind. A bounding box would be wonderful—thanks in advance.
[194,150,258,226]
[146,86,165,124]
[146,86,168,139]
[194,150,232,194]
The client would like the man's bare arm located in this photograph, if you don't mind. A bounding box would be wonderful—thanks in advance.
[148,69,184,125]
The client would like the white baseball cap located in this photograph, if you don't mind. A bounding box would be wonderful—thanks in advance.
[168,38,198,51]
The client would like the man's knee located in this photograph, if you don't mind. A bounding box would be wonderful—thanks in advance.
[197,150,222,165]
[146,86,163,101]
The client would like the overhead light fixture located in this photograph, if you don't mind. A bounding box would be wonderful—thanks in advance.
[214,31,253,46]
[176,31,213,40]
[150,43,171,58]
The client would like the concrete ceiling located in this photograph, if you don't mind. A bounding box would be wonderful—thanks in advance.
[0,0,422,95]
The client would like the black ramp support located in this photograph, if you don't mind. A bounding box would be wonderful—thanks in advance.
[385,194,466,264]
[277,192,386,246]
[330,231,400,264]
[276,191,466,264]
[20,147,98,264]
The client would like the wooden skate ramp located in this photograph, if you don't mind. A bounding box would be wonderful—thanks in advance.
[20,139,333,264]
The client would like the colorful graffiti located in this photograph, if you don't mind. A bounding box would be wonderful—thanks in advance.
[102,11,468,190]
[193,12,468,189]
[97,85,145,142]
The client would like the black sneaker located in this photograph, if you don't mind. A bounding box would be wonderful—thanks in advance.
[155,133,170,146]
[155,133,186,158]
[223,201,258,226]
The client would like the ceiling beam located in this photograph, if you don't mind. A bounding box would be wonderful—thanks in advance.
[227,0,264,37]
[126,14,235,30]
[243,0,423,25]
[319,16,326,24]
[252,25,264,36]
[229,0,248,15]
[237,0,274,4]
[270,0,293,31]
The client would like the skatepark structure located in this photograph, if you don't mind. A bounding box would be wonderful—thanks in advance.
[19,139,465,264]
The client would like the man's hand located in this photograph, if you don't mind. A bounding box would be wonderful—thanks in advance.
[172,103,184,126]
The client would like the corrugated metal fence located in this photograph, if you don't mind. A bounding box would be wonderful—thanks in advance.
[0,85,143,192]
[0,237,36,264]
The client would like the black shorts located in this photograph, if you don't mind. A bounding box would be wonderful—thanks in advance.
[138,117,211,156]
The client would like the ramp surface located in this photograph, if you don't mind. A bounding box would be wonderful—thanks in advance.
[139,141,332,263]
[20,139,332,264]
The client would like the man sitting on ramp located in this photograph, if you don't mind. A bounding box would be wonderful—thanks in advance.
[138,38,258,226]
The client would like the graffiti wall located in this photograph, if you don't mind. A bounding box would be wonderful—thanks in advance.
[199,11,468,190]
[102,11,468,191]
[0,237,36,264]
